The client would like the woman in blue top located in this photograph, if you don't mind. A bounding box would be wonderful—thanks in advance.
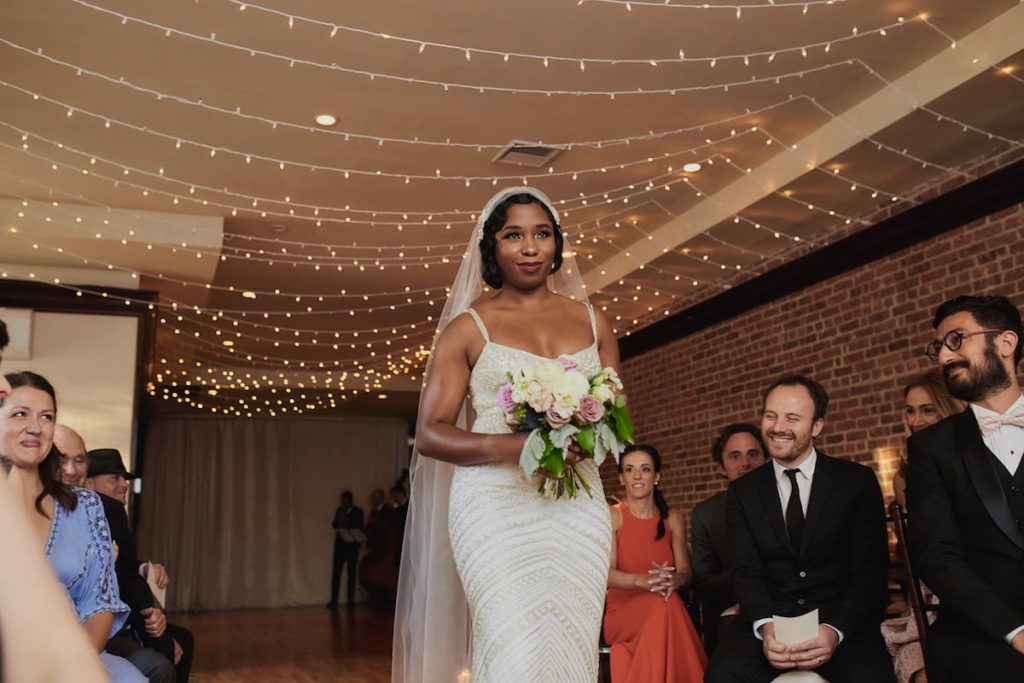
[3,370,144,682]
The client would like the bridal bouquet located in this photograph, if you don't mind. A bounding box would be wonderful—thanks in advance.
[498,356,634,499]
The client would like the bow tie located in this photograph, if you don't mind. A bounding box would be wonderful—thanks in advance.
[976,401,1024,436]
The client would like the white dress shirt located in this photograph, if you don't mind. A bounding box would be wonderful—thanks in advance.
[773,448,817,518]
[971,394,1024,476]
[970,394,1024,644]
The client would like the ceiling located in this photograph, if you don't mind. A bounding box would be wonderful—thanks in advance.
[1,0,1022,418]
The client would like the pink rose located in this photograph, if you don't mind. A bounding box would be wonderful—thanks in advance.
[497,383,515,413]
[556,355,580,372]
[575,394,605,423]
[545,406,571,428]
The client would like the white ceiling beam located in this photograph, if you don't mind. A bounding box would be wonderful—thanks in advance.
[584,4,1024,293]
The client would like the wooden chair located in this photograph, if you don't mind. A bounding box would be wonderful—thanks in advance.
[597,642,612,683]
[888,501,934,664]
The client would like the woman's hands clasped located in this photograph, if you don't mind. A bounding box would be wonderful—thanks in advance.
[636,560,685,601]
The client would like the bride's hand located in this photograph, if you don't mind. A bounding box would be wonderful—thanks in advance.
[564,440,585,467]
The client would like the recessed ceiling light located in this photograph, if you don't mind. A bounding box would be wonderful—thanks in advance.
[683,162,702,173]
[222,340,234,347]
[242,291,257,299]
[377,393,388,400]
[315,114,337,127]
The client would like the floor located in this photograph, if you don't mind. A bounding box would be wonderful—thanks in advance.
[172,604,393,682]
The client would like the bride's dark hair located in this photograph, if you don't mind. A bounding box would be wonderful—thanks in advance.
[618,444,670,540]
[479,193,564,289]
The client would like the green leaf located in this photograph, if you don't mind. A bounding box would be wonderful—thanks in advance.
[575,424,596,454]
[609,405,635,443]
[613,394,627,409]
[539,449,565,477]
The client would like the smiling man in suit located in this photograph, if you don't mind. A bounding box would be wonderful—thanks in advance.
[907,294,1024,681]
[705,374,893,683]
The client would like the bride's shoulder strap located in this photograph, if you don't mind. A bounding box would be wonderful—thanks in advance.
[463,307,490,343]
[585,302,597,341]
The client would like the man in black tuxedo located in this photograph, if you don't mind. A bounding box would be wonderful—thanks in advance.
[692,423,767,653]
[705,374,893,683]
[907,294,1024,681]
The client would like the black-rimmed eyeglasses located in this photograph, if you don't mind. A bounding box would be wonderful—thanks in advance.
[924,329,1000,361]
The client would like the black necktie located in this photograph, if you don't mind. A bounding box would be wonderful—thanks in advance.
[784,468,805,549]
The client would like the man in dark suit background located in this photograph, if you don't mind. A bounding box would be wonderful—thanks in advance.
[705,374,893,683]
[692,423,767,653]
[328,490,365,609]
[907,294,1024,681]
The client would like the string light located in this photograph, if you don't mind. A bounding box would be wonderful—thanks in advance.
[582,0,844,8]
[0,74,827,153]
[211,0,892,69]
[14,16,867,98]
[1,106,758,187]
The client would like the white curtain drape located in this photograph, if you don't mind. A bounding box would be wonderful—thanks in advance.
[136,416,408,611]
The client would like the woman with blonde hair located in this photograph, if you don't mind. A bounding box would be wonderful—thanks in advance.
[892,371,965,510]
[884,370,964,683]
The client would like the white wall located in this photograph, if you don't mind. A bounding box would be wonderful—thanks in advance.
[2,309,138,467]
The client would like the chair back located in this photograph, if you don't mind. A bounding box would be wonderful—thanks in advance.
[889,502,930,660]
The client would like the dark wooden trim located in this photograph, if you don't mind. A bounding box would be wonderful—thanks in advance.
[0,279,158,519]
[620,157,1024,360]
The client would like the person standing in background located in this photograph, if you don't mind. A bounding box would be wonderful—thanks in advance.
[328,490,364,609]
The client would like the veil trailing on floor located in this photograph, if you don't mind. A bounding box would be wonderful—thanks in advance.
[391,187,590,683]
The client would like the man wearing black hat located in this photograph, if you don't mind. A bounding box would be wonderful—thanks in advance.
[86,448,194,682]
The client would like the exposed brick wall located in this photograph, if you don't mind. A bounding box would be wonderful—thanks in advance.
[601,201,1024,524]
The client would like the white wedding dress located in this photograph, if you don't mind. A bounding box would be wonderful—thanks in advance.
[448,307,612,683]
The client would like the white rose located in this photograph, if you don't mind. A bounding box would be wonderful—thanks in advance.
[592,383,614,405]
[533,359,565,385]
[561,370,590,400]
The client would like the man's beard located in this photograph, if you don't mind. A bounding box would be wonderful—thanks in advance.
[765,429,813,464]
[943,340,1011,402]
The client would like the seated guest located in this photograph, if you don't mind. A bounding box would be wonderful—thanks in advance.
[705,374,893,683]
[0,322,107,683]
[604,444,707,682]
[2,370,144,682]
[55,425,177,683]
[86,447,195,682]
[891,371,964,510]
[882,372,962,683]
[691,423,767,653]
[908,295,1024,681]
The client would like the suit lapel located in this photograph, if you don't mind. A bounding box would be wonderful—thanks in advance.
[756,464,794,552]
[956,409,1024,550]
[801,452,836,555]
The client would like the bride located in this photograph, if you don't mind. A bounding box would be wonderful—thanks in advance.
[392,187,621,683]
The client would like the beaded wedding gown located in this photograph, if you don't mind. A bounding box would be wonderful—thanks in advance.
[447,307,612,683]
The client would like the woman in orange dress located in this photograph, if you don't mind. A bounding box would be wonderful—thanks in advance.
[604,444,707,683]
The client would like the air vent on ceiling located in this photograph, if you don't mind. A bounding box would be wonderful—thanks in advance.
[492,140,565,168]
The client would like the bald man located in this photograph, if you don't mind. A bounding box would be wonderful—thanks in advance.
[54,424,89,488]
[54,425,180,683]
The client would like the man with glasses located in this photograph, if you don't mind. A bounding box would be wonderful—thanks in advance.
[908,294,1024,681]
